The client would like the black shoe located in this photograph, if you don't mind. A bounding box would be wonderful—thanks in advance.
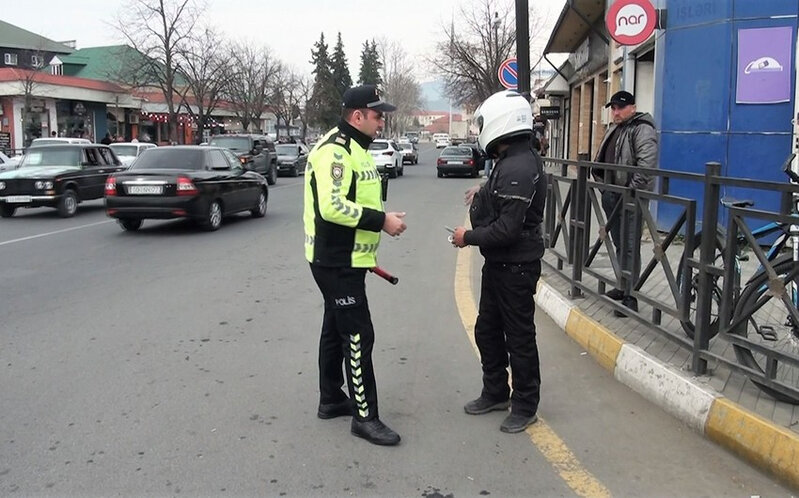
[500,413,538,433]
[350,418,401,446]
[605,288,625,301]
[463,397,510,415]
[614,296,638,318]
[317,400,355,419]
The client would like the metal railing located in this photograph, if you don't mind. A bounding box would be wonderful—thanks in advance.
[543,157,799,404]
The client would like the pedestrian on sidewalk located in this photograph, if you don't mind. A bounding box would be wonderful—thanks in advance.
[451,90,546,433]
[303,85,407,446]
[592,90,657,317]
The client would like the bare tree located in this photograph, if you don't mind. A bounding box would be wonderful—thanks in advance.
[428,0,546,110]
[375,39,423,138]
[271,68,305,140]
[176,26,232,142]
[115,0,205,142]
[225,43,280,133]
[295,75,314,140]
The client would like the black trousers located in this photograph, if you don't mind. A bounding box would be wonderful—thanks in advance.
[310,264,379,422]
[601,190,643,293]
[474,260,542,417]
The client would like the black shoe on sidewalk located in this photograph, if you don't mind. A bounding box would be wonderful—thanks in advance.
[317,400,355,419]
[605,288,625,301]
[351,418,401,446]
[464,397,510,415]
[500,413,538,433]
[614,296,638,318]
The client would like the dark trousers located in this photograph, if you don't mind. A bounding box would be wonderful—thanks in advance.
[474,260,542,417]
[310,264,379,422]
[601,190,642,292]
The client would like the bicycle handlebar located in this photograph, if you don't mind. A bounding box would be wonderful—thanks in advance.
[781,153,799,184]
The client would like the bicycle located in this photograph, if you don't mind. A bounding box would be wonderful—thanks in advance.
[677,154,799,403]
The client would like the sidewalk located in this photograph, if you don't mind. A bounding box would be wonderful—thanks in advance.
[533,244,799,489]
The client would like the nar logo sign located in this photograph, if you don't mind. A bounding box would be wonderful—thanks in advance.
[606,0,657,46]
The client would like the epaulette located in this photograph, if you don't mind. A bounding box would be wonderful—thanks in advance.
[321,131,352,154]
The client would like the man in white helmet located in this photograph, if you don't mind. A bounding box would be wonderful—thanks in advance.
[451,90,546,433]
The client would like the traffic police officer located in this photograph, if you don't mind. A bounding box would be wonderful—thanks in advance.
[303,85,407,446]
[452,90,546,433]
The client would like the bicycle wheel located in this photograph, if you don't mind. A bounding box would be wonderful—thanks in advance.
[676,230,725,339]
[731,255,799,404]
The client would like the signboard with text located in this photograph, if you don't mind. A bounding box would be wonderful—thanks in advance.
[606,0,657,46]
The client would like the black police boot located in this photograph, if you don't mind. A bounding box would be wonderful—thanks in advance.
[605,288,625,301]
[317,400,355,420]
[463,397,510,415]
[614,296,638,318]
[500,413,538,433]
[351,418,401,446]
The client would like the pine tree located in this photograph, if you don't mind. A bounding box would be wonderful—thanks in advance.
[358,40,382,86]
[330,32,352,98]
[309,33,340,130]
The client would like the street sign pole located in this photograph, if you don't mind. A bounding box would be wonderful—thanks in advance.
[515,0,530,100]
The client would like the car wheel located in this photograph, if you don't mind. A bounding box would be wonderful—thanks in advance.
[57,189,78,218]
[202,199,223,231]
[389,168,398,179]
[118,218,142,231]
[471,167,479,178]
[267,164,277,185]
[398,164,404,177]
[251,189,267,218]
[0,204,16,218]
[437,170,444,178]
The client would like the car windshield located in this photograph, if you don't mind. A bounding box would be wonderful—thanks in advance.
[400,143,413,151]
[368,142,389,150]
[109,145,138,156]
[275,145,299,156]
[208,137,250,151]
[130,149,204,170]
[20,147,82,167]
[442,147,472,156]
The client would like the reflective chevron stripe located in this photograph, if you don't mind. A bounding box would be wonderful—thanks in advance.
[349,333,369,418]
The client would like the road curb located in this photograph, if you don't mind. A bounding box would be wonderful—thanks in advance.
[535,279,799,490]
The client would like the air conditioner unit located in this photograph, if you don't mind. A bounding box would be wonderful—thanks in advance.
[128,113,139,124]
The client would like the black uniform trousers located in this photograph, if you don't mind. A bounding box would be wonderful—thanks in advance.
[601,190,644,293]
[474,260,542,417]
[310,264,379,422]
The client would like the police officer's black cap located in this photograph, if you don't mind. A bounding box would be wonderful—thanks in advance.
[605,90,635,108]
[342,85,397,112]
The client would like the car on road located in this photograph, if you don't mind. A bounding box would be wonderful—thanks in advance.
[368,139,403,178]
[104,146,268,232]
[0,144,125,218]
[109,142,157,166]
[208,134,277,186]
[436,145,480,178]
[30,137,92,147]
[275,143,309,177]
[399,142,418,165]
[0,151,20,172]
[460,142,486,172]
[433,133,451,148]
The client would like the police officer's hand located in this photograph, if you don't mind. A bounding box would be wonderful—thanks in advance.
[464,185,481,205]
[383,211,407,237]
[452,226,468,248]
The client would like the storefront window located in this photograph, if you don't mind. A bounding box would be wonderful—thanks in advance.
[56,101,93,140]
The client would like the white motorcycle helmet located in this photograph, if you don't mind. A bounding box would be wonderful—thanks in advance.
[474,90,533,155]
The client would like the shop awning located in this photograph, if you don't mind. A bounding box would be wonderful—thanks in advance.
[544,0,607,54]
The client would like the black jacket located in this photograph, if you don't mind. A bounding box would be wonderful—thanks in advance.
[464,138,546,263]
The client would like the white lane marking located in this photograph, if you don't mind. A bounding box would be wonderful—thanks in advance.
[0,220,114,247]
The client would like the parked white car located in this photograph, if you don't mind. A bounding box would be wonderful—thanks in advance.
[30,137,92,147]
[0,151,20,172]
[109,142,157,166]
[368,139,403,178]
[433,133,451,148]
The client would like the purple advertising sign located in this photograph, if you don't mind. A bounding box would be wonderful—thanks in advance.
[736,26,793,104]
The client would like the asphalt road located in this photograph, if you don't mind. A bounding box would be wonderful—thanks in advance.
[0,142,791,496]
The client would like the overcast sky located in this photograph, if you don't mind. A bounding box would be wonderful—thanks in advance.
[3,0,566,81]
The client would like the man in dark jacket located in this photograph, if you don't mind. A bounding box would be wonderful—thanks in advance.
[593,90,658,317]
[451,90,545,434]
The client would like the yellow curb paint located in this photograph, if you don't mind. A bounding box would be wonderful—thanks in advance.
[454,236,611,498]
[705,397,799,490]
[564,310,624,373]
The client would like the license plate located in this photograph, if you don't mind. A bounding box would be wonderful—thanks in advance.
[448,161,463,165]
[6,195,31,203]
[127,185,163,195]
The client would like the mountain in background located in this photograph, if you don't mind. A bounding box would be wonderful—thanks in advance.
[419,80,462,113]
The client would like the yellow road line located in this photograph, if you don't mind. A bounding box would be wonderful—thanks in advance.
[454,241,611,498]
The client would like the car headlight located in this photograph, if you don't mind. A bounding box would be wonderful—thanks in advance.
[35,181,54,190]
[0,182,4,190]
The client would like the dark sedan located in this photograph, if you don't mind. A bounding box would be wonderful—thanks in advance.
[436,146,480,178]
[275,143,309,177]
[104,146,268,231]
[0,144,125,218]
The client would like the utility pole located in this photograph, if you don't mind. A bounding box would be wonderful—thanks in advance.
[515,0,531,100]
